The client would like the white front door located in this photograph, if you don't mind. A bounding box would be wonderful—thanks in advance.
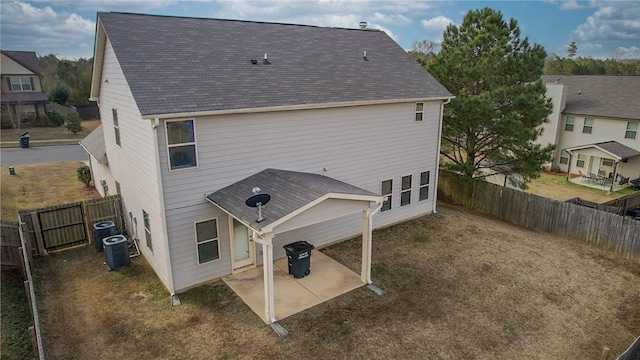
[230,218,254,270]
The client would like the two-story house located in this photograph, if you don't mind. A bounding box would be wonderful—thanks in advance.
[0,50,48,122]
[540,75,640,190]
[83,12,452,323]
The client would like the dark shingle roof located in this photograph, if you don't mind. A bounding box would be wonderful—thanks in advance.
[207,168,379,231]
[98,12,452,117]
[595,141,640,160]
[1,92,48,103]
[542,75,640,120]
[1,50,42,76]
[80,125,108,164]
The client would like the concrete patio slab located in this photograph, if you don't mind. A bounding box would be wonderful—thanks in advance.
[223,251,364,323]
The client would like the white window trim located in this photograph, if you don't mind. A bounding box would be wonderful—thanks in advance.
[559,149,570,165]
[419,171,430,201]
[143,210,153,253]
[582,118,593,134]
[625,122,638,140]
[381,179,393,212]
[10,76,33,91]
[165,118,199,172]
[576,154,586,168]
[415,102,424,122]
[602,158,614,167]
[195,218,221,265]
[401,175,412,207]
[564,116,575,132]
[112,108,121,147]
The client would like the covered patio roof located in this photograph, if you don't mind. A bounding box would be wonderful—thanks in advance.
[205,168,385,328]
[566,141,640,161]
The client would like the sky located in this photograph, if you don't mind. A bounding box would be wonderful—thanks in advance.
[1,0,639,60]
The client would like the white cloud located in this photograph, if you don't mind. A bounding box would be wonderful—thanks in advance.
[371,12,412,25]
[420,15,453,41]
[572,2,640,42]
[613,45,640,59]
[0,1,95,58]
[559,0,583,10]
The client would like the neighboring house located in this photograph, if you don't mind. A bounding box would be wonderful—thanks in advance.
[0,50,48,121]
[85,12,452,322]
[540,75,640,189]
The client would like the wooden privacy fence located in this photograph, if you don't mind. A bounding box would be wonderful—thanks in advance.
[16,195,124,256]
[1,220,22,267]
[438,170,640,263]
[602,191,640,215]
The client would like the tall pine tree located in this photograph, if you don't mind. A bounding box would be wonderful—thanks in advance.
[428,8,553,183]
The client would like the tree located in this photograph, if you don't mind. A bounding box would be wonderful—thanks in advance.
[428,7,553,182]
[77,165,92,187]
[65,112,83,134]
[49,82,71,105]
[567,41,577,58]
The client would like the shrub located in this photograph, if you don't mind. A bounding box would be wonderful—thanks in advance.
[47,111,64,127]
[49,83,71,105]
[65,113,83,134]
[77,165,92,187]
[31,114,50,128]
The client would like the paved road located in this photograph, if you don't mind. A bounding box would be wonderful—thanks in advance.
[1,145,87,165]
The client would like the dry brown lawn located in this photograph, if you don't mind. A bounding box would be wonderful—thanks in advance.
[1,162,100,221]
[0,119,101,145]
[526,173,638,203]
[35,203,640,359]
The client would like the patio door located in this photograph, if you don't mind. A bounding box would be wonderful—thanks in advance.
[230,218,254,271]
[590,156,600,175]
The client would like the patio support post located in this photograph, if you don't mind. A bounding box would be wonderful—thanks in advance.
[256,233,276,323]
[566,152,573,182]
[361,209,372,284]
[611,161,619,192]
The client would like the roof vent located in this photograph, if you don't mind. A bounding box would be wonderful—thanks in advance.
[359,21,367,29]
[263,53,270,65]
[250,59,258,65]
[363,50,368,61]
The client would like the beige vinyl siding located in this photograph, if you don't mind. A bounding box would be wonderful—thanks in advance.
[158,101,442,290]
[88,155,113,197]
[557,115,640,173]
[98,39,171,291]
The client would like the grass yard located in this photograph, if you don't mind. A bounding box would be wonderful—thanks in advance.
[0,162,100,221]
[1,269,33,360]
[526,173,638,202]
[33,203,640,359]
[0,119,101,146]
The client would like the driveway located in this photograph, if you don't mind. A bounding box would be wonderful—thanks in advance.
[0,145,87,165]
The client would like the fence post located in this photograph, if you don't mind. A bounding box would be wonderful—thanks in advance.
[601,346,609,360]
[27,326,38,359]
[30,212,47,256]
[18,247,27,280]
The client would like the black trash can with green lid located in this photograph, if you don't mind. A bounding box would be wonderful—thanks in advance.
[283,241,314,279]
[19,132,30,148]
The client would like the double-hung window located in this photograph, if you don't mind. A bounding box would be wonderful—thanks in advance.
[564,116,575,132]
[195,219,220,264]
[583,118,593,134]
[381,179,392,212]
[576,154,586,168]
[166,119,197,170]
[419,171,430,201]
[9,77,33,91]
[559,149,569,165]
[112,109,121,146]
[143,210,152,252]
[401,175,412,206]
[415,102,424,122]
[626,122,638,140]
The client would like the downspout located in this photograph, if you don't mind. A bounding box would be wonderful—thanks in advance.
[433,98,451,214]
[151,117,178,302]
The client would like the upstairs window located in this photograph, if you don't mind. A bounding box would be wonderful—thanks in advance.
[166,119,197,170]
[401,175,412,206]
[564,116,575,132]
[415,102,424,122]
[559,149,569,164]
[9,77,33,91]
[419,171,430,201]
[626,122,638,139]
[583,118,593,134]
[381,179,392,212]
[112,109,121,147]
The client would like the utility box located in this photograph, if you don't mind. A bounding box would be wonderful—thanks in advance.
[93,221,116,252]
[103,235,130,270]
[283,241,314,279]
